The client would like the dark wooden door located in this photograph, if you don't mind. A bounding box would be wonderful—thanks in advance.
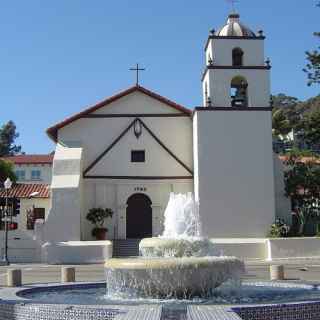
[126,193,152,239]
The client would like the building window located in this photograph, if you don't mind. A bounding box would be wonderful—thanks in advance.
[231,76,248,108]
[31,170,41,181]
[131,150,145,163]
[232,48,244,67]
[27,207,45,230]
[15,170,26,181]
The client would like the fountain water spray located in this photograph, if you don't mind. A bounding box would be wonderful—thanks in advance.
[162,193,201,238]
[105,193,245,299]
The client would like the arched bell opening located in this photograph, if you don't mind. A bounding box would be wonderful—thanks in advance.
[230,76,248,108]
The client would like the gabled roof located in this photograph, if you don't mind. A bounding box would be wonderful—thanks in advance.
[1,154,54,165]
[0,183,50,199]
[47,85,191,143]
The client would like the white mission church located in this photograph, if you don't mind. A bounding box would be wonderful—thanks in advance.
[44,13,290,247]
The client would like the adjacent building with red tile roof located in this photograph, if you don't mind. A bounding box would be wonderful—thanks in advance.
[1,154,54,165]
[0,154,53,185]
[0,183,50,199]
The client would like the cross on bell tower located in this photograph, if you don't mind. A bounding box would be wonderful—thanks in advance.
[130,63,146,86]
[226,0,238,13]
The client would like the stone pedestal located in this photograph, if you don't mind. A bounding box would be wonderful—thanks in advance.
[7,269,22,287]
[270,265,285,280]
[61,267,75,283]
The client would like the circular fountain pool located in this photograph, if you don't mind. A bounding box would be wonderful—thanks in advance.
[17,281,320,306]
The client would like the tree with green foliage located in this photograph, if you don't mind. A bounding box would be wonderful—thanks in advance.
[284,150,320,236]
[300,109,320,148]
[272,94,301,129]
[303,2,320,86]
[272,108,292,139]
[0,121,22,157]
[0,159,16,187]
[272,93,300,109]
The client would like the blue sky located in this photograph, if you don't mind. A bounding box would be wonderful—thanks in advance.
[0,0,319,153]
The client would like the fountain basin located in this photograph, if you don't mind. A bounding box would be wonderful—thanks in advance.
[105,256,245,299]
[139,237,218,257]
[3,281,320,320]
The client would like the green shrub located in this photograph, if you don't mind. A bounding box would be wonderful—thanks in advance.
[268,219,290,238]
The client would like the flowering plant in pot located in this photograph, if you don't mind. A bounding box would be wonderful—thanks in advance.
[86,208,114,240]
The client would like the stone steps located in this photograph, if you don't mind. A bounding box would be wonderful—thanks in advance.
[113,239,141,257]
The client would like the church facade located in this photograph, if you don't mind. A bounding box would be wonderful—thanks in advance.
[45,13,290,243]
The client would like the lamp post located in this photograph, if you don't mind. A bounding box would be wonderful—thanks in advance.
[1,178,13,266]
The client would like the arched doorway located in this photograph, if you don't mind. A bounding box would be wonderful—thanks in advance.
[126,193,152,239]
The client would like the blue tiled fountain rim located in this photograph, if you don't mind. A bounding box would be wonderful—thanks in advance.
[1,282,320,319]
[16,282,106,299]
[233,301,320,320]
[0,282,127,320]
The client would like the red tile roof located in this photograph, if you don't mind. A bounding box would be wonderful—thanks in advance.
[279,155,320,164]
[47,85,192,142]
[1,154,54,165]
[0,183,50,199]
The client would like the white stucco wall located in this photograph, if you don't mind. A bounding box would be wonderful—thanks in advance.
[202,72,211,106]
[58,92,193,173]
[86,125,191,177]
[206,69,270,107]
[42,240,113,264]
[91,91,181,115]
[207,39,265,66]
[51,90,193,241]
[44,145,83,242]
[267,238,320,261]
[81,180,193,241]
[203,37,269,108]
[193,109,275,238]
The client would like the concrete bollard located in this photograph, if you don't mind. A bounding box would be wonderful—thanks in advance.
[270,265,285,280]
[7,269,22,287]
[61,267,75,283]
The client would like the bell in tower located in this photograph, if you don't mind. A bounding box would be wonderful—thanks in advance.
[202,13,271,108]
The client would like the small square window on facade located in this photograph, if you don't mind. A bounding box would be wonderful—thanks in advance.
[131,150,145,163]
[31,170,41,180]
[15,170,26,181]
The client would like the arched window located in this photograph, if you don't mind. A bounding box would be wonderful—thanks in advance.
[232,48,244,67]
[231,76,248,107]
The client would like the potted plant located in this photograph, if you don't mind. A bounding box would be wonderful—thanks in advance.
[86,208,113,240]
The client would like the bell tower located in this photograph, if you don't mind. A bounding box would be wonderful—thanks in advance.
[193,13,275,238]
[202,13,271,108]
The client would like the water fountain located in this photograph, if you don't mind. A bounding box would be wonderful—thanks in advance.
[3,193,320,319]
[105,193,245,299]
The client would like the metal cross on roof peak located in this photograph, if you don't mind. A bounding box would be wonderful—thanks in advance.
[226,0,238,13]
[130,63,146,86]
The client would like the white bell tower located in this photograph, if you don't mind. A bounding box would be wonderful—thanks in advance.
[193,13,275,238]
[202,13,271,108]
